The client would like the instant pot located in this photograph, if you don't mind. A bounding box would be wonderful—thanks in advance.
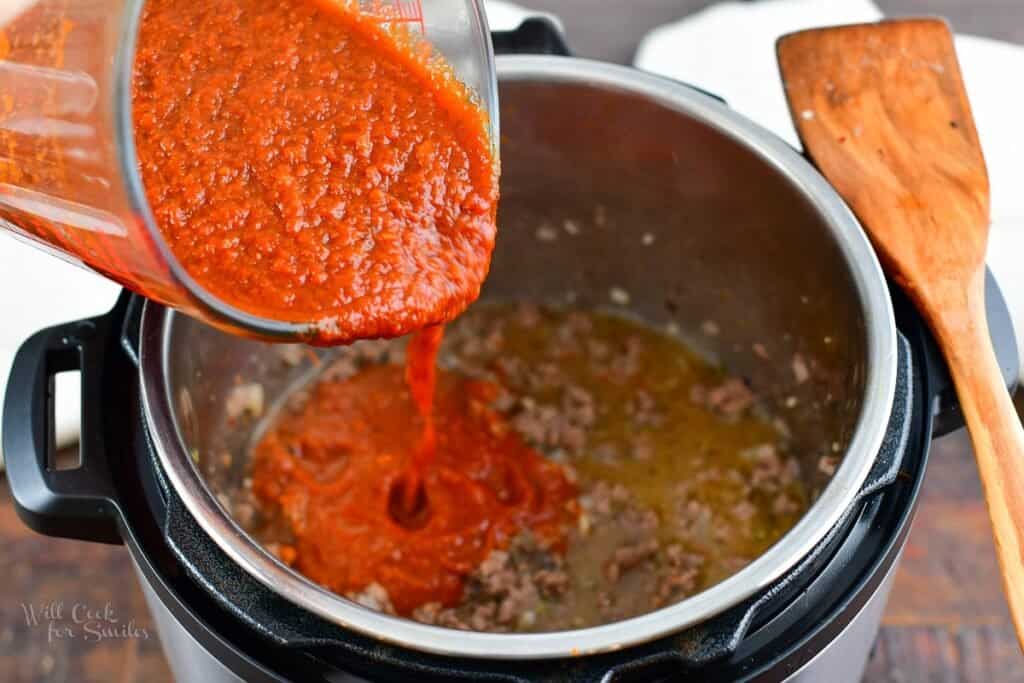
[4,20,1021,683]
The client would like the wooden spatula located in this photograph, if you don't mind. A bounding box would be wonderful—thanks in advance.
[778,18,1024,648]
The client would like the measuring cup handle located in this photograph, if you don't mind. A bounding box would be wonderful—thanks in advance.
[2,299,129,545]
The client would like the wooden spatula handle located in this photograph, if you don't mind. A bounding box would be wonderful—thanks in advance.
[932,270,1024,641]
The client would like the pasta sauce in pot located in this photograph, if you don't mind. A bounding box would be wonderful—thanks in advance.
[242,306,809,629]
[250,351,579,614]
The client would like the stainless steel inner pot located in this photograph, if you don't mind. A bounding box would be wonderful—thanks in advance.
[137,56,897,659]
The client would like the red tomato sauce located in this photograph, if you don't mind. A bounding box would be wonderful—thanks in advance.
[132,0,498,343]
[396,325,445,518]
[250,352,579,614]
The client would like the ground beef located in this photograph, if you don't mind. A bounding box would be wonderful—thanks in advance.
[627,389,664,427]
[549,314,592,359]
[818,454,839,476]
[507,384,597,456]
[320,336,399,384]
[563,311,594,335]
[533,362,563,389]
[563,385,597,426]
[232,500,256,527]
[773,494,800,516]
[604,538,660,583]
[411,601,443,624]
[534,568,571,598]
[516,302,541,328]
[743,443,801,494]
[676,499,715,541]
[459,329,501,359]
[582,480,620,516]
[653,545,704,607]
[510,401,552,445]
[587,338,611,360]
[731,500,757,522]
[410,536,559,632]
[495,355,528,385]
[631,438,654,461]
[511,400,588,454]
[690,377,756,419]
[225,383,264,421]
[608,335,645,382]
[346,582,395,614]
[490,387,517,413]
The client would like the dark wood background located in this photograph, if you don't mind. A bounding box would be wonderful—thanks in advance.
[3,1,1023,680]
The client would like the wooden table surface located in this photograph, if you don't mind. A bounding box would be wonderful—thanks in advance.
[3,1,1023,681]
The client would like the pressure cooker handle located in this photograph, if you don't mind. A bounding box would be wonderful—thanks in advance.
[492,17,571,57]
[855,332,915,499]
[2,300,128,545]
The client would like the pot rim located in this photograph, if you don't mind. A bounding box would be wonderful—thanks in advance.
[138,55,898,660]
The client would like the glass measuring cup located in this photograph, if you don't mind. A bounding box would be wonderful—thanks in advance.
[0,0,498,342]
